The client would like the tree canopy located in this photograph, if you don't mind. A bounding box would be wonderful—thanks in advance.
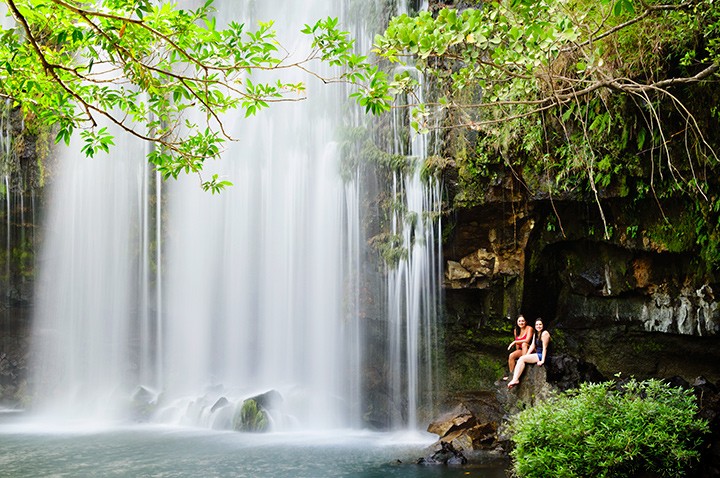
[0,0,388,192]
[2,0,719,210]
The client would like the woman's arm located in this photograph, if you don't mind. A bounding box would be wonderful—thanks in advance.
[523,326,534,345]
[527,338,537,355]
[538,331,550,366]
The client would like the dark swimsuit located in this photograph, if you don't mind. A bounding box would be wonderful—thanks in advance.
[535,332,546,360]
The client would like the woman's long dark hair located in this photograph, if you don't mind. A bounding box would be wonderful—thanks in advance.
[535,318,549,342]
[514,314,526,337]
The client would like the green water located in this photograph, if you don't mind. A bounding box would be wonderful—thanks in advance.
[0,412,508,477]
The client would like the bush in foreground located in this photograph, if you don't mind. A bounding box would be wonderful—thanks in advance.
[509,378,709,477]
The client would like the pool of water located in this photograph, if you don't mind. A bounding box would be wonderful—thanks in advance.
[0,412,508,477]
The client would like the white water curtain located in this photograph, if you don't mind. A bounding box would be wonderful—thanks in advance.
[31,0,357,429]
[29,0,441,431]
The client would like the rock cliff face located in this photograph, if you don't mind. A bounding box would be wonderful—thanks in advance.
[0,199,39,406]
[0,106,50,406]
[0,194,40,406]
[438,170,720,397]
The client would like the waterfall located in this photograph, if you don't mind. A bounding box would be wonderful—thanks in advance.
[28,0,442,431]
[386,77,443,429]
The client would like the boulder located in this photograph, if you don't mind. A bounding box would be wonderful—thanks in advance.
[210,396,229,413]
[417,441,468,465]
[446,261,472,281]
[427,392,505,451]
[232,390,283,432]
[459,248,496,277]
[427,404,476,437]
[130,386,158,422]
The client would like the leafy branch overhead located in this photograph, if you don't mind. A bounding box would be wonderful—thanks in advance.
[0,0,387,192]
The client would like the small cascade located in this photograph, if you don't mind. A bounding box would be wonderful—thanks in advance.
[385,80,443,429]
[341,0,444,429]
[386,170,443,430]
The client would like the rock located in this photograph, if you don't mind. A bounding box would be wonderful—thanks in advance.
[546,354,605,392]
[694,378,720,477]
[427,404,475,437]
[210,396,229,413]
[503,365,554,410]
[693,376,718,394]
[417,441,468,465]
[232,390,283,432]
[210,403,234,430]
[130,386,158,422]
[427,393,504,451]
[250,389,283,410]
[446,261,472,281]
[459,249,496,277]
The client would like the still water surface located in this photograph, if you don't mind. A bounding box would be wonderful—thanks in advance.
[0,412,507,478]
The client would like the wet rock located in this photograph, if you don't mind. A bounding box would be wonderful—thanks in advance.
[427,405,475,437]
[210,396,229,413]
[130,386,158,421]
[250,389,282,410]
[427,393,504,451]
[210,402,234,430]
[417,441,468,465]
[232,390,283,432]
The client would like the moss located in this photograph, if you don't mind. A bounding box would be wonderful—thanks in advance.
[233,399,270,432]
[647,214,697,253]
[632,339,664,354]
[446,352,505,391]
[463,326,508,350]
[549,327,567,351]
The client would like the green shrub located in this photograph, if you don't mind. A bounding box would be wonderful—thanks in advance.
[509,379,709,478]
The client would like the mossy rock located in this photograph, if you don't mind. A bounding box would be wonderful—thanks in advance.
[232,398,270,432]
[446,352,505,392]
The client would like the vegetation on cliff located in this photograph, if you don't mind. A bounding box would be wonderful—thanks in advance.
[370,0,720,269]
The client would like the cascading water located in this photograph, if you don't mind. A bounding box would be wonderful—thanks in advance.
[385,63,443,429]
[28,0,443,431]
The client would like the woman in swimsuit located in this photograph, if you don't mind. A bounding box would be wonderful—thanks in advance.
[503,315,534,381]
[507,318,550,389]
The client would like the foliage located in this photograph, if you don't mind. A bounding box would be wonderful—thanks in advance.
[0,0,387,191]
[369,0,720,266]
[509,378,709,478]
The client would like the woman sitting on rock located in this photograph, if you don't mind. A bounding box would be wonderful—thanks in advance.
[507,318,550,389]
[503,315,534,381]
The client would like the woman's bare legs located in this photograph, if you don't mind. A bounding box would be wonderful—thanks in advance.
[507,349,523,376]
[508,353,539,388]
[505,343,529,379]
